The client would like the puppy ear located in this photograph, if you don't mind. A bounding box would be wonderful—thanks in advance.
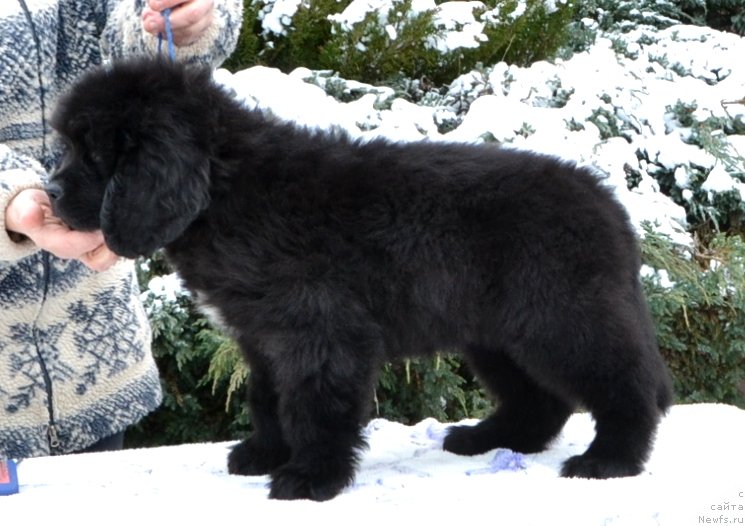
[101,137,210,258]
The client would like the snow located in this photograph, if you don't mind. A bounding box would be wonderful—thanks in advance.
[142,273,186,304]
[328,0,421,32]
[428,1,488,53]
[324,1,568,53]
[702,163,745,200]
[324,0,573,54]
[213,21,745,249]
[257,0,303,36]
[3,404,744,524]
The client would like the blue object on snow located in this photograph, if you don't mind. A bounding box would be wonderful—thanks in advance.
[425,422,449,443]
[465,449,528,476]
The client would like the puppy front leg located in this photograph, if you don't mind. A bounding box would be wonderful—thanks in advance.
[228,356,290,476]
[266,329,381,501]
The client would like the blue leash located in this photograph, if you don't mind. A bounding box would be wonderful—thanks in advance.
[157,7,176,61]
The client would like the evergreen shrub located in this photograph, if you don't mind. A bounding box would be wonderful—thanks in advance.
[677,0,745,36]
[642,100,745,238]
[126,256,250,447]
[223,0,575,85]
[642,227,745,407]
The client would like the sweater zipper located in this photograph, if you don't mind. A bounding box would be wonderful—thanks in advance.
[34,252,61,453]
[35,347,61,452]
[18,0,49,162]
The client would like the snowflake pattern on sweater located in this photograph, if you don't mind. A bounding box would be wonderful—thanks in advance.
[68,286,144,394]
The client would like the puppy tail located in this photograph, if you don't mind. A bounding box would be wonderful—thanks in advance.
[657,373,674,413]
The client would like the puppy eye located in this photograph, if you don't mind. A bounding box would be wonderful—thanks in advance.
[55,137,74,154]
[89,151,103,165]
[82,149,103,168]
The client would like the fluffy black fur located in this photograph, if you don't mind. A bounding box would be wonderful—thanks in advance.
[48,58,673,501]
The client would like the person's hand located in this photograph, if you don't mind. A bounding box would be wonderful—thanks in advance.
[5,189,120,272]
[143,0,215,47]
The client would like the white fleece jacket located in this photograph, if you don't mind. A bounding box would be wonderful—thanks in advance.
[0,0,243,458]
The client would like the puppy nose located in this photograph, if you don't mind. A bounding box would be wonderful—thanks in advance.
[45,182,64,201]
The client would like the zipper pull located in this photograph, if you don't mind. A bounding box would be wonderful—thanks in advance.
[48,424,61,449]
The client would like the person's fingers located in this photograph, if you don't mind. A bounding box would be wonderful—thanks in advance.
[31,226,107,260]
[143,0,214,46]
[78,243,121,272]
[147,0,187,11]
[27,223,119,271]
[5,189,49,235]
[6,190,119,270]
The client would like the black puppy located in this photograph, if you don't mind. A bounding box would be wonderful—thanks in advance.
[47,58,672,501]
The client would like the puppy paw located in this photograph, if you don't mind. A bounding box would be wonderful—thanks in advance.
[227,438,290,476]
[268,462,354,501]
[561,454,643,479]
[444,420,555,456]
[443,424,488,456]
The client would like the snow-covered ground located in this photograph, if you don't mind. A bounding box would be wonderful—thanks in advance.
[4,405,744,524]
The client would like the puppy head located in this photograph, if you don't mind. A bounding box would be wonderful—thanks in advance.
[47,58,213,258]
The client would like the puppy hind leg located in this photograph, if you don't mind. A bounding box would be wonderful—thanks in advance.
[561,317,669,479]
[444,346,573,456]
[228,358,291,476]
[560,389,661,479]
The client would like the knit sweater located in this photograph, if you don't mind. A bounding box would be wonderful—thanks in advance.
[0,0,243,458]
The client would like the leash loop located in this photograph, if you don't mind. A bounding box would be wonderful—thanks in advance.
[157,7,177,61]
